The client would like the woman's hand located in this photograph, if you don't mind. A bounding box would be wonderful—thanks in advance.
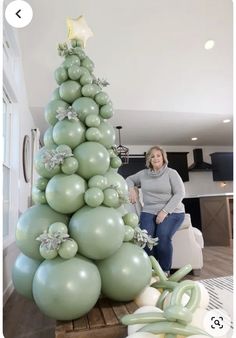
[128,187,139,204]
[156,210,168,224]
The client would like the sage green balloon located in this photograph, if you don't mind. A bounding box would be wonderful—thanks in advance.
[32,255,101,320]
[34,147,60,178]
[78,66,90,77]
[63,55,80,69]
[80,74,93,86]
[81,84,101,98]
[12,253,42,300]
[45,100,69,126]
[35,177,49,191]
[72,97,99,122]
[97,120,115,148]
[16,205,68,260]
[69,206,125,260]
[73,47,86,60]
[58,239,78,259]
[107,148,117,158]
[123,213,139,228]
[95,92,110,106]
[96,243,152,301]
[59,80,81,103]
[54,67,68,85]
[88,175,108,190]
[40,245,58,260]
[104,169,128,195]
[85,114,100,127]
[99,102,114,119]
[84,187,104,207]
[81,56,94,72]
[43,127,57,148]
[124,225,135,241]
[51,87,61,100]
[56,144,73,155]
[68,65,82,80]
[48,222,68,234]
[61,157,79,175]
[73,142,110,179]
[46,174,86,214]
[103,188,120,208]
[32,187,47,205]
[85,127,102,142]
[53,119,85,149]
[110,156,122,168]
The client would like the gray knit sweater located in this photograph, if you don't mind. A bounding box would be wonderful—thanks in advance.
[126,165,185,214]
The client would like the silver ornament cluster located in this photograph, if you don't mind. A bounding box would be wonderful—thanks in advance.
[36,231,70,250]
[132,227,158,250]
[42,148,73,169]
[56,106,78,121]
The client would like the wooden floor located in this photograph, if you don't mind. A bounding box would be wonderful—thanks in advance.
[3,245,233,338]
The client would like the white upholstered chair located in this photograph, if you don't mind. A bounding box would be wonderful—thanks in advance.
[125,192,204,276]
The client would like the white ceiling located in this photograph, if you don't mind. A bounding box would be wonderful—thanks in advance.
[12,0,233,145]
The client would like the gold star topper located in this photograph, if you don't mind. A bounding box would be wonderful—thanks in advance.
[67,16,94,48]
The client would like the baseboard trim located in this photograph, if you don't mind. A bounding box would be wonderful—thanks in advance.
[3,281,14,306]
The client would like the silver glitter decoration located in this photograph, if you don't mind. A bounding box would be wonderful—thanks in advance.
[36,231,70,250]
[132,227,158,250]
[42,148,73,169]
[56,106,78,121]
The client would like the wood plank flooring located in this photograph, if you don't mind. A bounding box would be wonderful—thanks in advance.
[3,246,233,338]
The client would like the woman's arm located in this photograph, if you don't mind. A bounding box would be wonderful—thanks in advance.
[162,169,185,214]
[126,171,143,204]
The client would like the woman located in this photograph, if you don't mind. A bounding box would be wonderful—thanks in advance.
[126,145,185,274]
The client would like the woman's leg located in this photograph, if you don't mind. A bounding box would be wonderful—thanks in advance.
[154,213,185,272]
[139,212,156,256]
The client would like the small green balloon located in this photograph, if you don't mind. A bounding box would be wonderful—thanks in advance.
[51,88,61,100]
[35,177,49,191]
[84,187,104,207]
[81,56,94,72]
[56,144,73,155]
[72,97,99,122]
[110,156,122,168]
[59,80,81,103]
[99,102,114,119]
[81,84,101,98]
[40,245,58,260]
[32,188,47,205]
[58,239,78,259]
[48,222,68,234]
[12,253,41,300]
[53,119,85,149]
[61,157,79,175]
[45,100,69,126]
[85,114,101,127]
[43,127,57,148]
[63,55,80,69]
[54,67,68,85]
[73,47,86,60]
[88,175,108,190]
[123,213,139,228]
[78,66,90,77]
[124,225,135,241]
[68,65,82,80]
[95,92,110,106]
[80,74,93,86]
[85,127,102,141]
[103,188,120,208]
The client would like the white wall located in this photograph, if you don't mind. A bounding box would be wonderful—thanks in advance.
[3,26,37,304]
[127,145,233,196]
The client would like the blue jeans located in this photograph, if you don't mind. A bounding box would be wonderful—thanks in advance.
[140,211,185,272]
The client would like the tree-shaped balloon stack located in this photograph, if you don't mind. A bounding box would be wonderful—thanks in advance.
[12,16,154,321]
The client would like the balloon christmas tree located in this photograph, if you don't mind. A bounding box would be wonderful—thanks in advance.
[12,16,154,321]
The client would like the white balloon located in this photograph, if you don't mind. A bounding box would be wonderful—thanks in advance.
[135,286,161,307]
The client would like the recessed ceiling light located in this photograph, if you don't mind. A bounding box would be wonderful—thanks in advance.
[223,119,231,123]
[191,137,198,141]
[204,40,215,50]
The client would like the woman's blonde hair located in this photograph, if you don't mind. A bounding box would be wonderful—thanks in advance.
[146,145,168,169]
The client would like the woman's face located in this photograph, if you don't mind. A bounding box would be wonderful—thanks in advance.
[150,149,164,170]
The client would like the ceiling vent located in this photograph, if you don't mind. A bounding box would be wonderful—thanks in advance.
[188,148,212,171]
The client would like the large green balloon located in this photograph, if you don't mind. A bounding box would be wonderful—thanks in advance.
[63,55,80,69]
[72,97,99,122]
[97,243,152,301]
[79,73,93,86]
[104,169,128,195]
[103,188,120,208]
[68,65,83,80]
[45,100,69,126]
[97,120,115,148]
[69,206,125,260]
[54,67,68,85]
[32,255,101,320]
[95,92,110,106]
[43,127,57,148]
[34,147,60,178]
[81,56,94,72]
[73,142,110,179]
[12,253,42,300]
[46,174,86,214]
[99,102,114,119]
[53,119,85,149]
[16,205,68,260]
[59,80,81,103]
